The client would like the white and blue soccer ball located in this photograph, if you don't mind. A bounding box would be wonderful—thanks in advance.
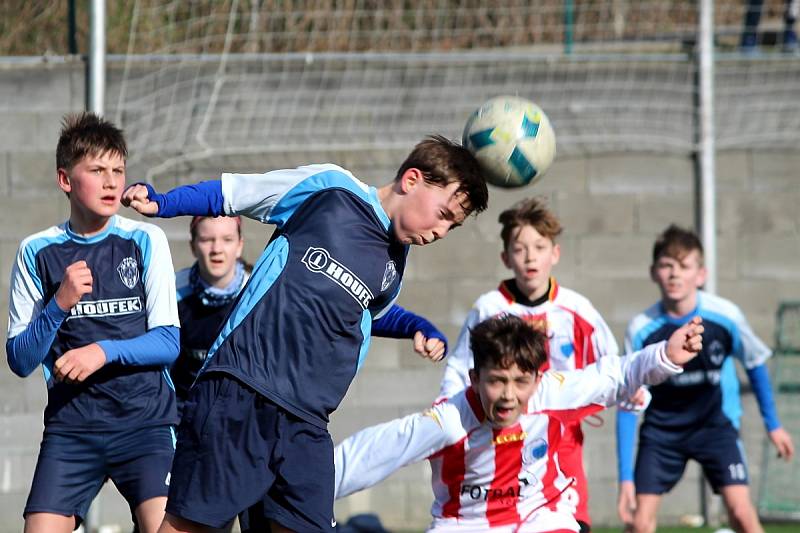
[463,95,556,189]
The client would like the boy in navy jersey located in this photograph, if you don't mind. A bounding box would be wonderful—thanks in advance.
[615,225,795,533]
[6,113,181,533]
[122,135,489,533]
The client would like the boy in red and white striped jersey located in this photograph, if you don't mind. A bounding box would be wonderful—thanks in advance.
[334,314,703,533]
[440,197,642,532]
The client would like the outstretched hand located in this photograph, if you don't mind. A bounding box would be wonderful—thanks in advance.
[665,316,704,366]
[121,183,159,216]
[413,331,446,362]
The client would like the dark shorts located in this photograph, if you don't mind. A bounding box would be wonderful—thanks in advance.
[166,374,336,532]
[634,422,748,494]
[25,424,175,525]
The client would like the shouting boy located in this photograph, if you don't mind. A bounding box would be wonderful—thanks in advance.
[335,314,703,532]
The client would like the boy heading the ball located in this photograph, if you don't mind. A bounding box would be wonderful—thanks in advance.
[122,135,489,532]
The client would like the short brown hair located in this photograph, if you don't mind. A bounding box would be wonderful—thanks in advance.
[652,224,704,264]
[498,197,562,249]
[470,315,547,375]
[56,112,127,172]
[396,135,488,216]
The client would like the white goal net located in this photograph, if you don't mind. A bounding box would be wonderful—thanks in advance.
[108,1,800,181]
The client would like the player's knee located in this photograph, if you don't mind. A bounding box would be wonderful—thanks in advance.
[631,513,656,533]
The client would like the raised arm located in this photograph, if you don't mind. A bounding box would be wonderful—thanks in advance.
[535,318,703,414]
[123,164,358,225]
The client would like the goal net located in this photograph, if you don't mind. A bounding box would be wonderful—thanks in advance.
[758,302,800,520]
[107,0,800,182]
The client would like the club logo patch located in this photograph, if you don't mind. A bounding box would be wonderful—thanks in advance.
[381,260,397,292]
[707,339,726,366]
[117,257,139,289]
[302,247,374,309]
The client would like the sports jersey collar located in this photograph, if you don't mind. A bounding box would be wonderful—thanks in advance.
[465,387,486,422]
[498,277,559,306]
[65,215,117,244]
[368,186,391,231]
[659,301,699,325]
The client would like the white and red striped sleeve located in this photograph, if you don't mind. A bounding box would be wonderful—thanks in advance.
[334,400,462,499]
[532,341,681,419]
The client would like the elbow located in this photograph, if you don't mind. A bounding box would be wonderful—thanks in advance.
[6,341,33,378]
[163,326,180,364]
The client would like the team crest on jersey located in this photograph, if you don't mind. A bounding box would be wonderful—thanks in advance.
[707,339,726,366]
[522,437,548,465]
[117,257,139,289]
[301,247,374,309]
[380,260,397,292]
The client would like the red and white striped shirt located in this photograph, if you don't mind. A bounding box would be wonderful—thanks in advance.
[334,343,680,532]
[440,278,618,398]
[437,278,622,525]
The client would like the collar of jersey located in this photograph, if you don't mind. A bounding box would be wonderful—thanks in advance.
[368,187,391,231]
[659,301,699,325]
[65,215,117,244]
[498,277,558,306]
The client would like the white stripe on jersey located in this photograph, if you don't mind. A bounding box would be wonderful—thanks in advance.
[440,279,619,399]
[221,163,367,223]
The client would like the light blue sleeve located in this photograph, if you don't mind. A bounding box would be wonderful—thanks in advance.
[617,321,642,482]
[5,298,69,378]
[97,325,179,366]
[616,409,639,482]
[745,363,781,432]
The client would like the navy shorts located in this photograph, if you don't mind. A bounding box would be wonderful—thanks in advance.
[635,421,749,494]
[166,374,336,532]
[25,424,175,525]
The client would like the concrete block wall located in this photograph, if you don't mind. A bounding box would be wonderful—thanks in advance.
[1,60,799,531]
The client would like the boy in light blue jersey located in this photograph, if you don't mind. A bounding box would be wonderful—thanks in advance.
[615,224,795,533]
[122,135,489,533]
[6,113,181,533]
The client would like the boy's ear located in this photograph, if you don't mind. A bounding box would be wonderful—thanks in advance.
[468,368,479,389]
[57,168,72,194]
[551,242,561,265]
[399,168,423,193]
[501,250,511,269]
[696,264,708,288]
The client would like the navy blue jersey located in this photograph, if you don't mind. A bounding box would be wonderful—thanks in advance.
[7,215,180,431]
[626,291,770,431]
[203,164,406,428]
[173,266,247,403]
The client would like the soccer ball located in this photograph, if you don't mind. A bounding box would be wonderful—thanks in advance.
[462,95,556,188]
